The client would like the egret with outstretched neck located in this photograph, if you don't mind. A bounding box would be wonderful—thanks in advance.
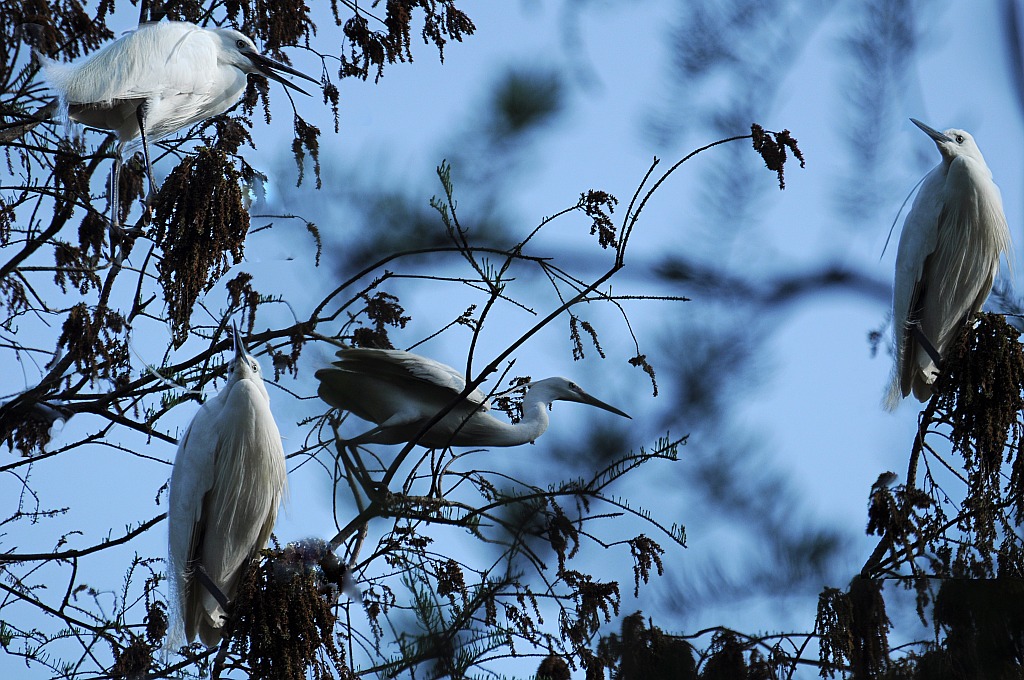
[39,20,318,225]
[886,118,1012,408]
[315,348,631,448]
[168,322,287,646]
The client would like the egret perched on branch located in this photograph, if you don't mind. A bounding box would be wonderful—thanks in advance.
[315,347,631,448]
[886,119,1012,409]
[39,21,318,224]
[168,323,287,646]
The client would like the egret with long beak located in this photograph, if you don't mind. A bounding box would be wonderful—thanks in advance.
[39,21,318,225]
[886,119,1012,408]
[168,323,287,646]
[315,347,631,448]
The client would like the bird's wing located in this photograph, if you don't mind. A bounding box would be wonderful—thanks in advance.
[43,23,197,104]
[195,381,284,640]
[334,348,490,408]
[886,165,945,407]
[168,380,285,645]
[167,396,222,643]
[65,100,142,132]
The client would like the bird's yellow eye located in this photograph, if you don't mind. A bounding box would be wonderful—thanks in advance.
[236,39,247,49]
[955,134,964,143]
[251,361,259,371]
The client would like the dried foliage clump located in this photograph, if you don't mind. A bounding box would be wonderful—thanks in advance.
[751,123,805,189]
[700,632,747,679]
[933,313,1024,516]
[626,535,664,598]
[560,570,620,648]
[77,211,106,258]
[815,578,891,678]
[597,612,696,680]
[569,315,605,361]
[1,0,114,64]
[53,239,101,293]
[51,141,92,204]
[229,546,350,680]
[109,574,167,678]
[153,147,250,346]
[581,190,618,249]
[866,481,932,563]
[628,353,659,397]
[335,0,476,81]
[1,400,69,456]
[536,653,571,680]
[931,578,1024,678]
[351,290,410,348]
[57,303,130,383]
[225,0,315,55]
[847,576,890,677]
[226,272,262,329]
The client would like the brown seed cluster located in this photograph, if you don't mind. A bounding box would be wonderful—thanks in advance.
[229,548,351,680]
[152,147,249,347]
[751,123,805,190]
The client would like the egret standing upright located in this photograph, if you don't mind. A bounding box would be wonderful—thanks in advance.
[315,347,631,448]
[168,323,287,646]
[886,119,1012,409]
[39,21,318,225]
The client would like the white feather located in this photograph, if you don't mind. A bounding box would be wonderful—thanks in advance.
[40,22,253,149]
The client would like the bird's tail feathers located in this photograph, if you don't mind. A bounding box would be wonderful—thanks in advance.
[883,367,905,412]
[163,554,188,654]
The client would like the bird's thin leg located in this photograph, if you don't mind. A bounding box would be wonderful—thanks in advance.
[106,152,127,263]
[107,145,144,261]
[109,153,122,231]
[339,424,385,447]
[136,102,159,194]
[195,563,231,611]
[912,324,943,368]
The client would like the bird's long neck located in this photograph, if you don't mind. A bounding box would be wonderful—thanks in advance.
[498,388,555,446]
[458,389,551,447]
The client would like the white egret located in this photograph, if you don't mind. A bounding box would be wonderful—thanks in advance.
[168,323,287,646]
[39,21,318,224]
[315,347,631,448]
[886,119,1012,408]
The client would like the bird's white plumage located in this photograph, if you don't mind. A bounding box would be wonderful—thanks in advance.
[315,347,630,448]
[40,21,313,147]
[39,20,317,226]
[168,331,286,646]
[886,121,1012,408]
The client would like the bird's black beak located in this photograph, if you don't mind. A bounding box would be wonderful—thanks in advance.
[578,392,632,419]
[244,50,319,96]
[910,118,953,144]
[231,321,249,363]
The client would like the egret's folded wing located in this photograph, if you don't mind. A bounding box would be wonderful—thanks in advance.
[65,100,142,131]
[887,166,945,407]
[49,23,207,103]
[167,399,222,643]
[195,381,285,644]
[893,168,944,331]
[333,348,489,408]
